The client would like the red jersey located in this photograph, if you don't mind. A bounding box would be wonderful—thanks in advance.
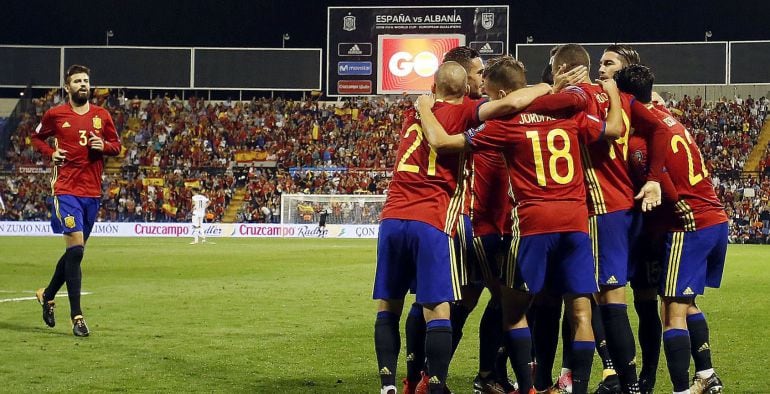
[575,83,635,215]
[647,106,728,232]
[461,96,487,219]
[469,150,512,237]
[381,99,480,234]
[33,103,122,198]
[465,111,605,236]
[627,134,677,235]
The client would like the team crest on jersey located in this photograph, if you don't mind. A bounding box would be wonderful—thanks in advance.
[64,215,76,229]
[92,117,102,129]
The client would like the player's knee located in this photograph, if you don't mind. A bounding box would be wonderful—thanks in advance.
[569,296,593,328]
[598,285,626,304]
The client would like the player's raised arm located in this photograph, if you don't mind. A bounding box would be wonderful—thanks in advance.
[476,64,587,121]
[597,78,623,139]
[477,82,551,121]
[415,95,467,153]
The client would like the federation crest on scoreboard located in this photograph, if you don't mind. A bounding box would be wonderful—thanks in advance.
[481,13,494,30]
[343,13,356,31]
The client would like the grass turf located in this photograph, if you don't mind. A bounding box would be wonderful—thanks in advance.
[0,237,765,392]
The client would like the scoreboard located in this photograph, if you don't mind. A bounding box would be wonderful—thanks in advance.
[327,6,509,96]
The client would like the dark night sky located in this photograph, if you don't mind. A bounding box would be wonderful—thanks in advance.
[1,1,769,48]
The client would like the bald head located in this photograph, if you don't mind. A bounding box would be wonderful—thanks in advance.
[434,61,468,99]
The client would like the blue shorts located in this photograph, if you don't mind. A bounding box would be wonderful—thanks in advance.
[373,219,461,305]
[471,234,504,284]
[49,195,100,240]
[454,214,474,287]
[660,222,728,298]
[504,231,598,295]
[590,210,634,287]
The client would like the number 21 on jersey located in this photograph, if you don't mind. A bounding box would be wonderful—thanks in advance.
[396,123,438,176]
[671,130,708,186]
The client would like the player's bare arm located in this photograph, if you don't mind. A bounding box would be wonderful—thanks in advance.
[478,82,550,121]
[415,95,467,153]
[597,78,623,139]
[476,65,587,122]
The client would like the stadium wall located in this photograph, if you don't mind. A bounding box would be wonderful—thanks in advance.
[0,221,378,239]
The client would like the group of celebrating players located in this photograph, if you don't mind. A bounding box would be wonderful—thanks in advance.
[373,43,727,394]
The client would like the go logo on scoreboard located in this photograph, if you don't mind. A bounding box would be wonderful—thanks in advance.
[377,34,464,94]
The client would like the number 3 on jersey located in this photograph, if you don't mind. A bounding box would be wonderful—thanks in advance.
[397,123,437,176]
[526,129,574,186]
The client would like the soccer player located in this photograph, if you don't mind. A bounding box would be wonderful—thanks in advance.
[31,64,122,337]
[190,189,210,244]
[549,44,663,394]
[615,64,727,394]
[318,206,329,237]
[599,44,662,394]
[416,55,625,394]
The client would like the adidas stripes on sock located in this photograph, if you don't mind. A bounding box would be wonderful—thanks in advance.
[375,311,400,387]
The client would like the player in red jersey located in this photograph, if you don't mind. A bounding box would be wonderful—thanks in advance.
[598,44,668,394]
[549,44,666,394]
[416,56,625,394]
[31,64,122,337]
[615,64,727,394]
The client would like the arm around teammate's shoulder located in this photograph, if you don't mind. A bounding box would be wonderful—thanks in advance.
[415,95,468,153]
[597,79,623,139]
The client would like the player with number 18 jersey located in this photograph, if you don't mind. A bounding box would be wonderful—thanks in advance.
[465,110,607,295]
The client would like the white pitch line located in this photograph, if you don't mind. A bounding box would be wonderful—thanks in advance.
[0,292,93,303]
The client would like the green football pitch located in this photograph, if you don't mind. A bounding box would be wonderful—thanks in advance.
[0,237,767,393]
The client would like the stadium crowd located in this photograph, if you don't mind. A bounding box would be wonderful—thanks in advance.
[1,89,769,242]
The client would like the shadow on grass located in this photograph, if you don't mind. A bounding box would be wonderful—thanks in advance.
[0,320,72,336]
[246,377,368,393]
